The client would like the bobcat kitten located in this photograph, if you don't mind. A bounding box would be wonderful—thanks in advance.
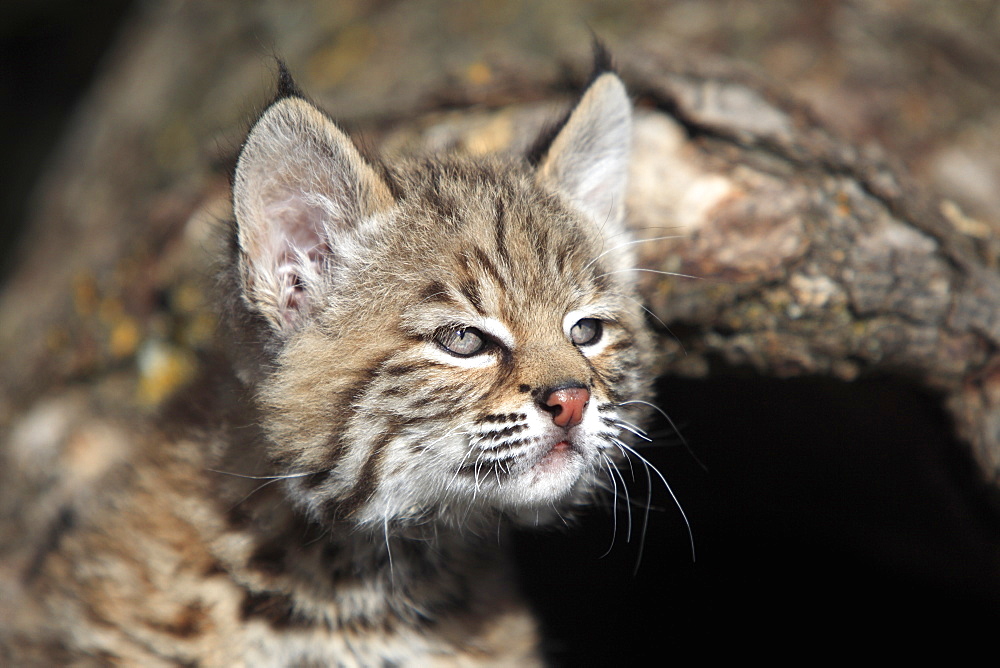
[1,62,655,665]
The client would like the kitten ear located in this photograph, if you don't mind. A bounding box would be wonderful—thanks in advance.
[536,72,632,230]
[233,95,393,333]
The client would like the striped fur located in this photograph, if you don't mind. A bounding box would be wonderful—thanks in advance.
[1,69,656,665]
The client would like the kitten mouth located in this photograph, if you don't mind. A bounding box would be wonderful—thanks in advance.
[533,439,578,473]
[453,437,583,488]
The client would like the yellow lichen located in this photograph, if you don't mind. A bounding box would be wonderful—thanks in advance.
[137,341,197,406]
[465,61,492,86]
[109,317,141,359]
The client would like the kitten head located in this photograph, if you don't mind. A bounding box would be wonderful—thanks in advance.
[230,69,654,530]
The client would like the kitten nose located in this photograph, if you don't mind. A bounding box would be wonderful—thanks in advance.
[539,386,590,429]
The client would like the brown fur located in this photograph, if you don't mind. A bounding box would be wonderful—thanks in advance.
[1,69,655,665]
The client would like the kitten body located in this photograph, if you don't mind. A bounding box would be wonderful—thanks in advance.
[1,65,656,665]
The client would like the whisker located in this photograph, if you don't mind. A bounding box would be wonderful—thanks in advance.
[448,428,484,486]
[601,285,687,353]
[598,453,619,558]
[618,292,678,342]
[384,515,394,590]
[613,437,696,567]
[607,418,653,442]
[424,423,476,450]
[620,400,708,472]
[595,267,704,281]
[227,477,286,512]
[594,477,670,513]
[612,440,651,571]
[615,437,636,481]
[473,452,488,493]
[584,235,688,271]
[610,455,634,544]
[549,501,570,528]
[598,224,687,248]
[205,468,321,481]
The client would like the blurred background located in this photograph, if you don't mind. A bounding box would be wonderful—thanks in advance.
[2,0,999,662]
[4,0,1000,278]
[2,0,131,278]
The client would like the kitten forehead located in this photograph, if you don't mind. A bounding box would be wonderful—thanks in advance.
[371,160,621,288]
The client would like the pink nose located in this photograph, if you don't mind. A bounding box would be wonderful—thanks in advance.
[543,387,590,429]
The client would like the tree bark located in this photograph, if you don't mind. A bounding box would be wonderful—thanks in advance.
[3,2,1000,495]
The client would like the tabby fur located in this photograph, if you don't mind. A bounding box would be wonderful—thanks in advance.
[0,61,656,666]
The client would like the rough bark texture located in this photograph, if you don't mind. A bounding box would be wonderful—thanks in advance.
[624,51,1000,488]
[3,0,1000,488]
[2,0,999,657]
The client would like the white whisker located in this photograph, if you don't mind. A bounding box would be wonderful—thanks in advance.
[613,437,696,567]
[610,455,634,544]
[447,427,483,487]
[620,400,708,472]
[584,235,688,271]
[384,515,394,589]
[596,267,704,281]
[206,468,322,481]
[227,477,286,512]
[617,292,676,339]
[473,452,487,493]
[549,501,569,528]
[612,439,651,570]
[608,418,652,442]
[598,453,619,558]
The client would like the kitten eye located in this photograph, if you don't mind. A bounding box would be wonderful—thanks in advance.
[569,318,602,346]
[436,327,487,357]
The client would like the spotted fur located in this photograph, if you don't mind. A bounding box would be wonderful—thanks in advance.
[1,65,656,665]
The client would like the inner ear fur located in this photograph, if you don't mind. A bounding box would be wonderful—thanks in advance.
[232,96,394,332]
[536,73,632,233]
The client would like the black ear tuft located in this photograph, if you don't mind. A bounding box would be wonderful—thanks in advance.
[526,39,619,168]
[586,35,615,85]
[274,59,305,102]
